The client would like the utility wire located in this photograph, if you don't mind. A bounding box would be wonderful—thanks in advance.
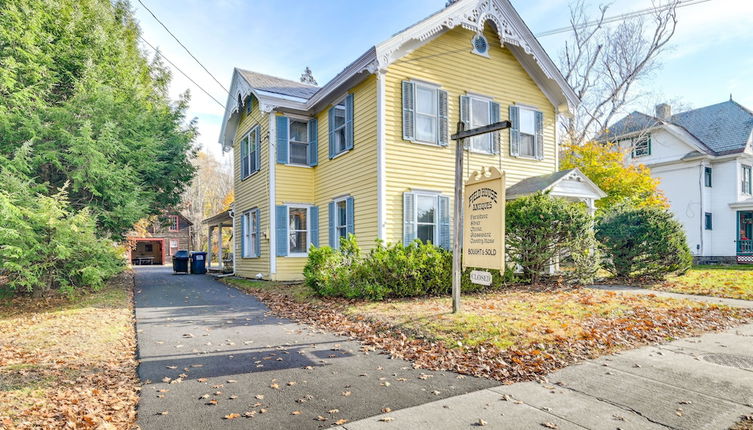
[139,36,226,110]
[136,0,229,94]
[535,0,711,37]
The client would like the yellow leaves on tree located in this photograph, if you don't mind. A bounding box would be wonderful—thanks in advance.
[222,189,234,210]
[561,141,668,211]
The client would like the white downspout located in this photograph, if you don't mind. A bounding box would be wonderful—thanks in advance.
[269,111,277,277]
[698,162,704,258]
[376,70,386,240]
[230,206,236,275]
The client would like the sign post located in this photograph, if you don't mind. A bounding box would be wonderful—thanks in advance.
[450,120,511,313]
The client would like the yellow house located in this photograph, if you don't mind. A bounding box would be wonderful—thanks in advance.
[216,0,601,281]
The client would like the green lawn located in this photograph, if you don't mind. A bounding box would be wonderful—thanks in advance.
[649,265,753,301]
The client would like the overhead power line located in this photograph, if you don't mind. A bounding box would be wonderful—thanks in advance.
[136,0,229,94]
[139,36,226,110]
[535,0,711,37]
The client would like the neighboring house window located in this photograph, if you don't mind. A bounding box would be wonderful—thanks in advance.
[276,116,318,167]
[169,215,179,232]
[401,81,448,146]
[145,244,153,253]
[704,167,712,187]
[743,165,752,194]
[461,95,500,154]
[241,209,260,258]
[328,94,354,158]
[402,192,450,249]
[704,213,712,230]
[328,196,355,248]
[509,105,543,159]
[240,126,260,178]
[289,120,309,165]
[275,205,319,257]
[631,136,651,158]
[169,239,178,256]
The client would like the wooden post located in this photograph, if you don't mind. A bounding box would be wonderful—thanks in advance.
[207,226,214,269]
[218,223,224,270]
[452,121,465,314]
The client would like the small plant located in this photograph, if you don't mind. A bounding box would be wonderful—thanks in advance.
[596,204,692,280]
[505,192,599,284]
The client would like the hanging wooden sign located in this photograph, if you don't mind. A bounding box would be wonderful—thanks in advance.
[463,167,505,271]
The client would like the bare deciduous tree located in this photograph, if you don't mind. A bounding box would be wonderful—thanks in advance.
[560,0,679,144]
[182,151,233,250]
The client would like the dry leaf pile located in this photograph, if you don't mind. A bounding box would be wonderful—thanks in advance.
[0,271,139,429]
[225,280,752,384]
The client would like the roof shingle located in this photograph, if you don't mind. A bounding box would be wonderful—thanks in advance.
[237,69,319,99]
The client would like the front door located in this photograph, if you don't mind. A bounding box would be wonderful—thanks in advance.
[737,211,753,263]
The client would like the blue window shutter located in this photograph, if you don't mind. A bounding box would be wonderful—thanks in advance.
[438,196,450,250]
[346,196,355,236]
[402,81,415,140]
[489,101,501,154]
[275,205,288,256]
[438,90,448,146]
[345,94,354,151]
[276,116,288,164]
[310,206,319,248]
[254,128,261,172]
[509,105,520,157]
[308,118,318,166]
[403,192,416,245]
[240,212,248,257]
[534,110,544,160]
[328,201,336,247]
[254,209,261,257]
[327,108,335,159]
[240,136,249,178]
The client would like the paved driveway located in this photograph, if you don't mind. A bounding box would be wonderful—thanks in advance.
[133,266,497,429]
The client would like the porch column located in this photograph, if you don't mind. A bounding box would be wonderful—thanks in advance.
[207,226,214,269]
[218,223,224,270]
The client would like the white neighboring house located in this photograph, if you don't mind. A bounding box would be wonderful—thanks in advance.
[603,99,753,264]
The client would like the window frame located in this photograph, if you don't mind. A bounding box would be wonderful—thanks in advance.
[414,192,439,245]
[287,205,311,257]
[743,165,752,195]
[413,82,440,145]
[287,118,310,166]
[517,106,538,158]
[704,167,712,188]
[168,215,179,232]
[630,135,652,158]
[333,197,348,248]
[240,125,260,179]
[704,212,713,230]
[241,209,258,259]
[331,98,348,157]
[467,94,494,154]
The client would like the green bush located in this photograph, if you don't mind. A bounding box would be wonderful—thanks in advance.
[304,236,453,300]
[506,192,600,284]
[0,144,124,296]
[596,205,692,280]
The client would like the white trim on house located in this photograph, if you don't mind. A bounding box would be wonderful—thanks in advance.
[268,113,277,274]
[286,204,313,257]
[376,70,386,240]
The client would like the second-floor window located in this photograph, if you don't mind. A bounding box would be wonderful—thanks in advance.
[289,120,309,165]
[401,81,448,146]
[704,167,712,187]
[169,215,179,232]
[328,94,354,158]
[509,105,543,159]
[241,126,260,179]
[743,165,752,194]
[631,136,651,158]
[461,95,500,154]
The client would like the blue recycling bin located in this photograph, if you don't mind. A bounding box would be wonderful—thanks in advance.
[190,251,207,274]
[172,250,190,274]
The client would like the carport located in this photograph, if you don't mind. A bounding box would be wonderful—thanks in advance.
[202,209,234,272]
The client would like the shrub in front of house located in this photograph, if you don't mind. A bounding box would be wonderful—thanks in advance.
[505,192,600,284]
[596,204,692,280]
[304,236,453,300]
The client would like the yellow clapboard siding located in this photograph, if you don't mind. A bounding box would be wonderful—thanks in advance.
[383,25,558,244]
[233,97,271,278]
[274,76,378,281]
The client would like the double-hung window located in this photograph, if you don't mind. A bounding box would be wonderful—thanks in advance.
[462,95,499,154]
[743,165,752,194]
[331,101,347,154]
[288,206,309,255]
[402,81,448,146]
[704,167,712,187]
[168,215,179,232]
[329,197,355,248]
[403,192,450,249]
[631,136,651,158]
[509,105,543,159]
[704,212,713,230]
[240,126,260,179]
[241,209,260,258]
[289,120,309,165]
[415,85,439,144]
[335,199,347,241]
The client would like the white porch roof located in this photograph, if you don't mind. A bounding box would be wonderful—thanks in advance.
[505,168,606,202]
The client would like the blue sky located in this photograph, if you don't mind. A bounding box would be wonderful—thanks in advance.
[131,0,753,158]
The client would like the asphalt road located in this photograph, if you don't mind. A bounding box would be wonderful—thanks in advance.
[133,266,498,429]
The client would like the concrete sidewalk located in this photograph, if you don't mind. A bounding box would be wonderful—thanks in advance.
[341,289,753,430]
